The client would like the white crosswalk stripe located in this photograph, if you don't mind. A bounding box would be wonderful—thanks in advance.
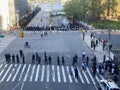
[0,64,8,77]
[30,65,36,82]
[0,64,13,82]
[0,64,101,84]
[23,64,31,81]
[66,66,72,83]
[35,65,40,82]
[41,65,45,82]
[77,67,84,83]
[87,68,96,85]
[12,64,22,82]
[6,64,17,82]
[57,66,61,82]
[61,66,66,82]
[46,65,50,82]
[18,64,26,81]
[71,66,78,83]
[81,68,90,84]
[52,65,55,82]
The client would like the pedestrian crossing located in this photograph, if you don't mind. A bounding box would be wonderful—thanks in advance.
[0,64,101,84]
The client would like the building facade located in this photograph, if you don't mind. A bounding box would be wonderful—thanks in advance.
[14,0,29,18]
[0,0,9,30]
[8,0,16,29]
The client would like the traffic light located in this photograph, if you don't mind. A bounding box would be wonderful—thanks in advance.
[19,32,24,38]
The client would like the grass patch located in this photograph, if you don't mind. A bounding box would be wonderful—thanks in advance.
[89,20,120,30]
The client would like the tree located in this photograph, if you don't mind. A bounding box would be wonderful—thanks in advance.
[104,0,118,17]
[63,0,89,24]
[89,0,104,18]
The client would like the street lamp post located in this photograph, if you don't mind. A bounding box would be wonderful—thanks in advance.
[108,29,112,61]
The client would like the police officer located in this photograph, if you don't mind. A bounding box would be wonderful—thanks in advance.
[16,54,19,63]
[57,56,60,65]
[62,56,65,65]
[32,54,35,64]
[38,56,41,64]
[12,54,15,63]
[19,49,23,58]
[22,55,25,63]
[48,56,52,64]
[5,53,8,63]
[45,55,48,64]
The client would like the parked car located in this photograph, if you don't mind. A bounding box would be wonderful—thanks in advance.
[99,79,120,90]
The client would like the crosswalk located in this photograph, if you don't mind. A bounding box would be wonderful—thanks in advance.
[0,64,101,84]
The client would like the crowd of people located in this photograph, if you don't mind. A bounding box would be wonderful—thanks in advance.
[24,25,81,31]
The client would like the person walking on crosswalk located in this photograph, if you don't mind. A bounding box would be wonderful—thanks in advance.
[74,67,79,79]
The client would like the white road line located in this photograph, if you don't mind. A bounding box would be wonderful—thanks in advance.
[23,64,31,81]
[0,64,3,69]
[30,65,36,82]
[87,68,96,85]
[0,64,13,82]
[57,66,61,82]
[82,69,90,84]
[12,64,22,81]
[6,64,17,82]
[95,76,99,83]
[71,66,78,83]
[61,66,66,82]
[19,64,26,81]
[77,67,84,83]
[21,82,25,90]
[0,64,8,77]
[46,65,49,82]
[6,69,15,82]
[96,68,104,80]
[35,65,40,82]
[41,65,45,82]
[52,65,55,82]
[66,66,72,83]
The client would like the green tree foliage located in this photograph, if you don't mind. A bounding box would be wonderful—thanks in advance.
[103,0,118,17]
[89,0,104,17]
[63,0,89,23]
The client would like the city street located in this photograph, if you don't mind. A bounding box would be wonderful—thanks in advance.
[0,31,102,90]
[0,10,104,90]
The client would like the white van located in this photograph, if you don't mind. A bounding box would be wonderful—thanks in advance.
[99,79,120,90]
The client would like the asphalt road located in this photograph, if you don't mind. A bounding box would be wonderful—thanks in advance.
[0,31,103,90]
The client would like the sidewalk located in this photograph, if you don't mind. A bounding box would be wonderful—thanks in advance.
[83,31,120,87]
[84,31,108,63]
